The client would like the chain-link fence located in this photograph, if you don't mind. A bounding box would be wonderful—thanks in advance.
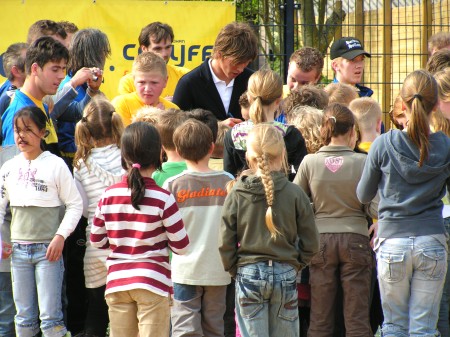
[235,0,450,127]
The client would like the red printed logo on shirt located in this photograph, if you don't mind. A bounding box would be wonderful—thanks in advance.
[325,156,344,173]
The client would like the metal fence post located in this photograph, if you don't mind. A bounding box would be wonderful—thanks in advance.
[283,0,295,80]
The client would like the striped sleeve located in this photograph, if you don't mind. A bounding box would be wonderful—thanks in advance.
[162,193,189,255]
[90,197,110,249]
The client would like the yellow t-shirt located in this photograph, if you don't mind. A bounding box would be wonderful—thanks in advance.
[112,92,179,126]
[283,84,290,98]
[21,90,58,145]
[117,64,190,98]
[358,141,372,153]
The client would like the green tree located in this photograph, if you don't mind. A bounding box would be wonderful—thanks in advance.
[300,0,346,54]
[234,0,346,66]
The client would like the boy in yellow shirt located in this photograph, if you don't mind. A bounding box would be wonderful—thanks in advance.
[117,22,189,100]
[349,97,382,153]
[112,52,179,126]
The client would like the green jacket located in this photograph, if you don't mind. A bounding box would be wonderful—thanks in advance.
[219,171,319,277]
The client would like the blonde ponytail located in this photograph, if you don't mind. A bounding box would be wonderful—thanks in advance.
[256,155,280,238]
[249,96,266,124]
[246,124,287,239]
[247,69,283,123]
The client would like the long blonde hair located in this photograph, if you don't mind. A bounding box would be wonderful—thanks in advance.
[246,124,287,238]
[433,68,450,136]
[247,69,283,123]
[400,70,438,166]
[288,106,324,154]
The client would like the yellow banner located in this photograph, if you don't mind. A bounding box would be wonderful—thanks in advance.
[0,0,235,99]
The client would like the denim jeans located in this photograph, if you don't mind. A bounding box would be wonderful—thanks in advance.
[171,283,227,337]
[377,235,447,337]
[0,272,16,337]
[235,261,299,337]
[438,218,450,337]
[11,243,67,337]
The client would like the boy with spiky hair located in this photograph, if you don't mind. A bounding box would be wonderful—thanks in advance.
[118,21,190,99]
[1,37,69,155]
[163,119,233,337]
[113,52,179,126]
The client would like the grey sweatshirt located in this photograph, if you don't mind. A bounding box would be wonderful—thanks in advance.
[357,130,450,239]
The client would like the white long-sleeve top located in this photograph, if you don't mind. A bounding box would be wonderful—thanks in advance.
[74,144,124,235]
[0,151,83,241]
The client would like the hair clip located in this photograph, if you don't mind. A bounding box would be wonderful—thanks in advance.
[132,163,141,169]
[81,117,87,123]
[329,116,337,123]
[413,93,422,101]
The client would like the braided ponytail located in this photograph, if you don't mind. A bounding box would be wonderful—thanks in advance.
[256,155,280,238]
[246,124,287,239]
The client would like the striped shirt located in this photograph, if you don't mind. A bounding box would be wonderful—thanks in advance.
[73,144,123,288]
[90,176,189,297]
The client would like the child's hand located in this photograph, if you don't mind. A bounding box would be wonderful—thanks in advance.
[1,241,12,259]
[368,222,378,249]
[46,235,65,261]
[221,118,242,128]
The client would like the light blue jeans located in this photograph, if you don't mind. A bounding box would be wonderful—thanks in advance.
[438,218,450,337]
[0,272,16,337]
[11,243,67,337]
[235,261,299,337]
[377,235,447,337]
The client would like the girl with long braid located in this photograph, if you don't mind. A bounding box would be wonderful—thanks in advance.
[219,123,319,337]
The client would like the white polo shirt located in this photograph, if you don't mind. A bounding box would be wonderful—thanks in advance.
[208,59,235,116]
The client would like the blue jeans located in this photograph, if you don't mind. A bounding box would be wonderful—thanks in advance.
[11,243,67,337]
[235,261,299,337]
[377,235,447,337]
[0,272,16,337]
[438,218,450,337]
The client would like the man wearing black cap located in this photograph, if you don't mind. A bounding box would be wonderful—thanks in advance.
[330,37,373,97]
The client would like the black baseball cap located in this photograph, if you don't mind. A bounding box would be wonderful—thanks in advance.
[330,37,371,60]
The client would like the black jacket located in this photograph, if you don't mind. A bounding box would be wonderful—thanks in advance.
[173,59,253,120]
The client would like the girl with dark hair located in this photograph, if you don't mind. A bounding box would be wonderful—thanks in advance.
[294,103,378,336]
[90,122,189,337]
[0,106,83,337]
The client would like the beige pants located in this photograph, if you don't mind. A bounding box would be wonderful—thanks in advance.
[106,289,170,337]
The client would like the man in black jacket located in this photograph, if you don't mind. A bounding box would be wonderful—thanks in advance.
[173,22,258,127]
